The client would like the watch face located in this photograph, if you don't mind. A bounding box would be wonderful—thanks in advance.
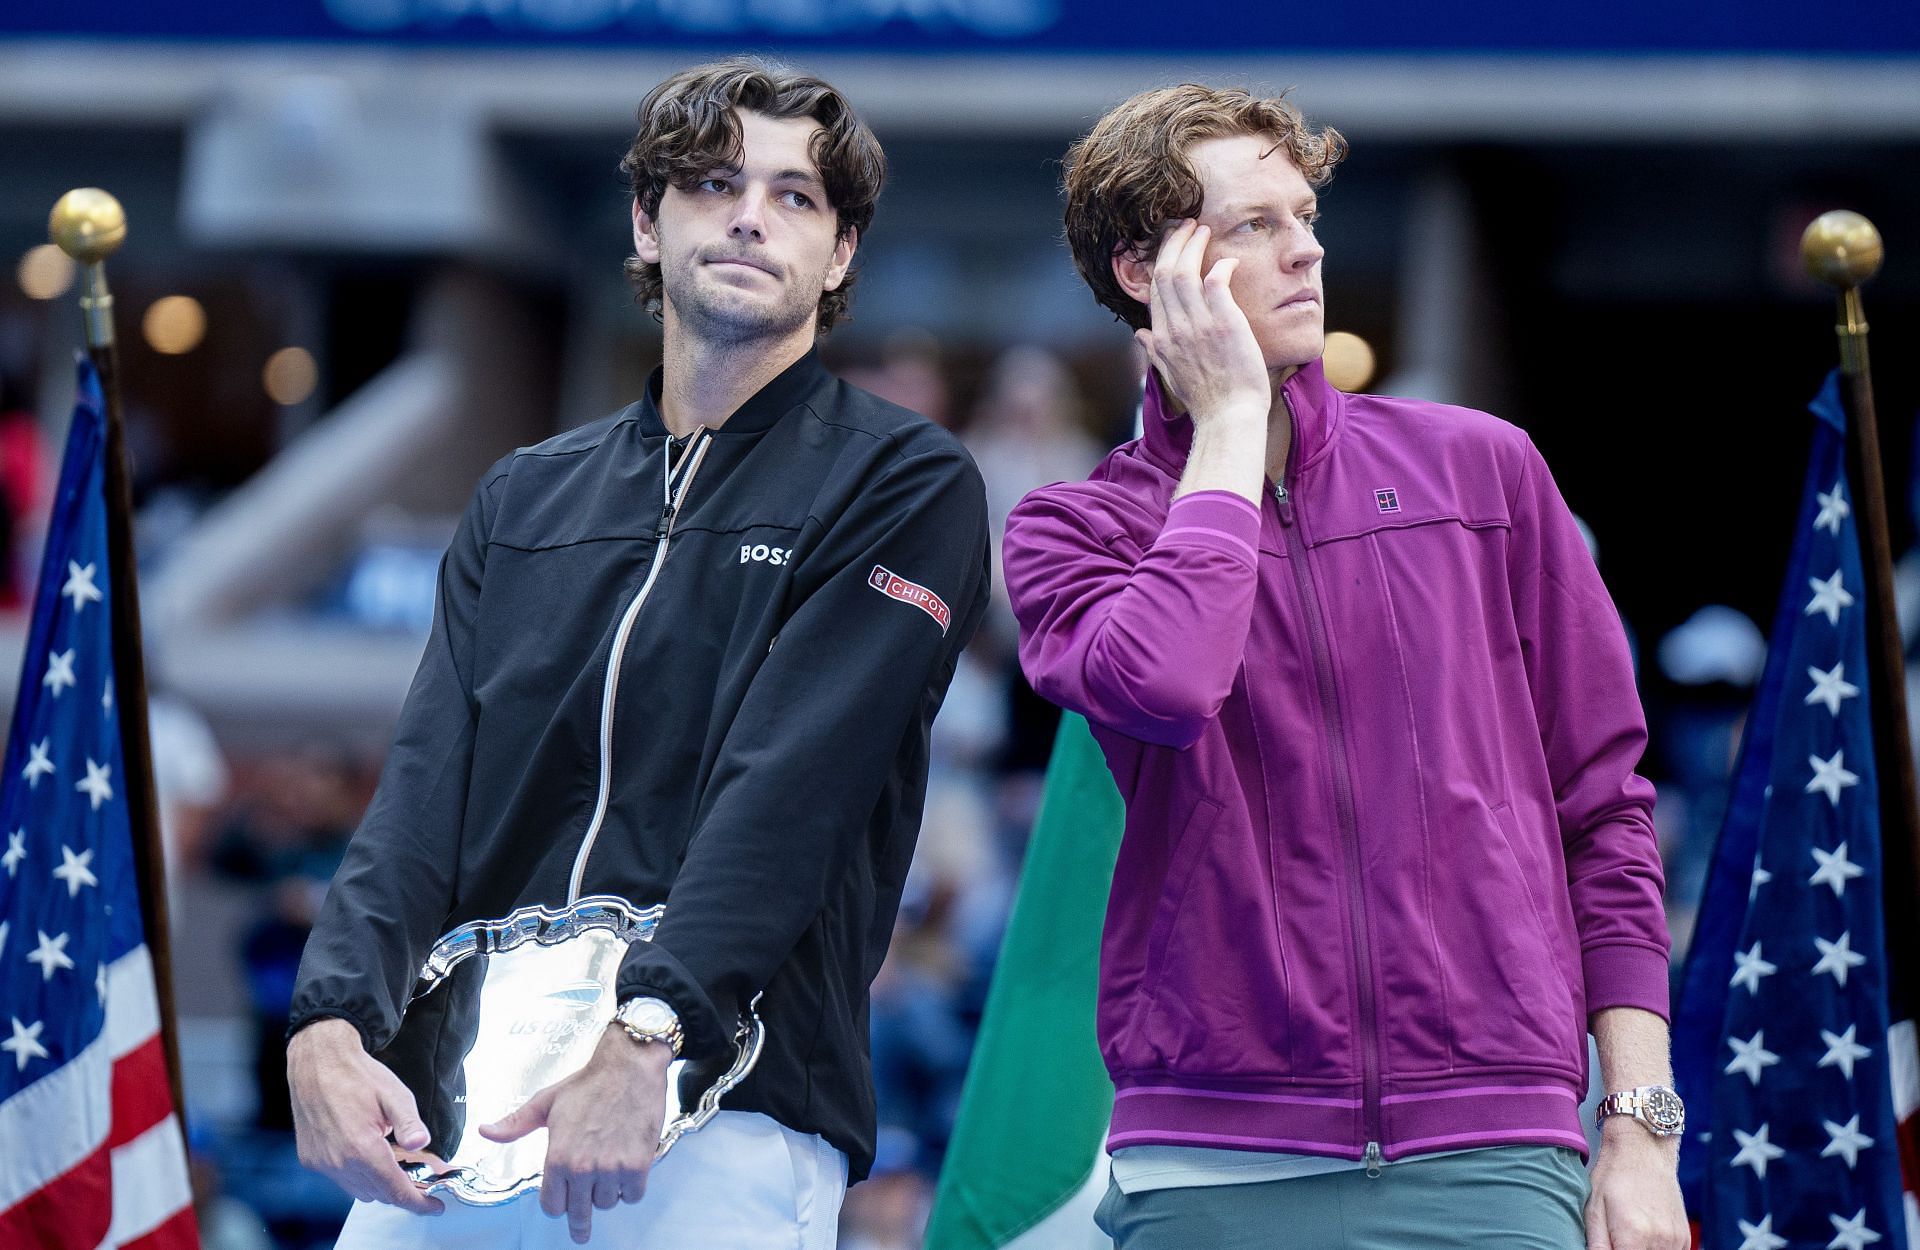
[1643,1087,1685,1133]
[623,1000,676,1034]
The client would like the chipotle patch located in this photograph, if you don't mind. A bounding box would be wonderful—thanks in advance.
[867,565,951,635]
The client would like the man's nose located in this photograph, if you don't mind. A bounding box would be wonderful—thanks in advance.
[729,188,769,242]
[1286,222,1324,271]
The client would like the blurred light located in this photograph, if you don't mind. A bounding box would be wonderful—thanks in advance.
[17,245,76,301]
[143,296,207,355]
[264,347,318,406]
[1322,331,1377,393]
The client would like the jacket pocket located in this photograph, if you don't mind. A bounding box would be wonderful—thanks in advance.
[1488,801,1576,1007]
[1124,797,1295,1075]
[1427,801,1582,1072]
[1132,797,1221,1029]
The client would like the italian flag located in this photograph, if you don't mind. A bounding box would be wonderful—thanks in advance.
[924,714,1125,1250]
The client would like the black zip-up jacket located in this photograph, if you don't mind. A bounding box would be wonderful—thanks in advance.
[288,350,990,1181]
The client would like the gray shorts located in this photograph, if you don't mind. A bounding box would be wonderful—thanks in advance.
[1093,1145,1588,1250]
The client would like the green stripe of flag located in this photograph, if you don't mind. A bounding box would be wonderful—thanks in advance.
[925,713,1125,1250]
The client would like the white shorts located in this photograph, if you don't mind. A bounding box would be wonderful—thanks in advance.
[332,1111,848,1249]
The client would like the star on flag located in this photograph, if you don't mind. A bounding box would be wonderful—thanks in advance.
[1813,481,1851,535]
[1,1018,49,1072]
[1820,1115,1874,1169]
[1729,942,1778,995]
[25,930,74,981]
[1804,569,1855,625]
[1724,1031,1780,1085]
[1805,749,1860,807]
[41,649,76,697]
[1804,661,1859,717]
[51,844,97,898]
[1737,1214,1787,1250]
[21,739,53,788]
[1826,1209,1882,1250]
[1729,1123,1785,1179]
[1809,842,1865,897]
[1811,931,1867,987]
[75,758,113,811]
[1818,1025,1872,1080]
[60,559,102,613]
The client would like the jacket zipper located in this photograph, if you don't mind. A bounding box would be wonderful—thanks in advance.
[566,429,715,904]
[1274,477,1385,1177]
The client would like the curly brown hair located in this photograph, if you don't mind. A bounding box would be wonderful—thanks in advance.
[1063,85,1347,330]
[620,57,885,332]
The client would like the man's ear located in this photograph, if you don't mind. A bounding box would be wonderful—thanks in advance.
[1112,245,1153,309]
[822,226,858,292]
[632,199,661,265]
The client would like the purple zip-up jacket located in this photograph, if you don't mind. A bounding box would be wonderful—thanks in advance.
[1002,359,1669,1163]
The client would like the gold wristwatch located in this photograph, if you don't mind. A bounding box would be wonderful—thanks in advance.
[611,996,684,1057]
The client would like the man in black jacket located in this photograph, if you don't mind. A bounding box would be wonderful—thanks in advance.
[285,58,990,1248]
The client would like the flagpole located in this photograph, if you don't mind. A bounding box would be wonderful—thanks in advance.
[1800,210,1920,956]
[47,188,189,1116]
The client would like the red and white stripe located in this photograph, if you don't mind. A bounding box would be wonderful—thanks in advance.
[0,945,198,1249]
[1889,1018,1918,1249]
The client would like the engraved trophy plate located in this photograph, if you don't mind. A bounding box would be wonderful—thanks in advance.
[396,896,764,1206]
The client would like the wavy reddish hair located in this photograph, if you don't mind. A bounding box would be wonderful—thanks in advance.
[1064,84,1347,330]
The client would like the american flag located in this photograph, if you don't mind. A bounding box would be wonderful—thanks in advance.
[1674,372,1919,1250]
[0,361,197,1248]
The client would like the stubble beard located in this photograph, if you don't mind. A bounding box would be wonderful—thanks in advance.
[659,232,823,347]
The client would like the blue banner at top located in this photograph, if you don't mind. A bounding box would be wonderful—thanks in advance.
[4,0,1918,54]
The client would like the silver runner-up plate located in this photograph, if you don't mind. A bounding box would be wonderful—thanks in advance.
[393,895,764,1206]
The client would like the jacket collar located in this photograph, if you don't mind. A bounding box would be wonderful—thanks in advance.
[1141,356,1343,481]
[634,346,829,438]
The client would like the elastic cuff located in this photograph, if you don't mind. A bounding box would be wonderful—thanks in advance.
[616,942,731,1063]
[1159,491,1262,563]
[1173,489,1261,517]
[286,1008,379,1050]
[1582,942,1671,1023]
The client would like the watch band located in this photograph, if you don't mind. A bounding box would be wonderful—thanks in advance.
[1595,1085,1685,1137]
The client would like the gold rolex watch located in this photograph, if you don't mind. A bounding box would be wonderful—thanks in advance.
[611,996,684,1057]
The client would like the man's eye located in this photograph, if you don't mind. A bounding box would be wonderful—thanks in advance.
[783,191,815,209]
[1300,212,1321,228]
[698,178,730,193]
[1235,218,1267,233]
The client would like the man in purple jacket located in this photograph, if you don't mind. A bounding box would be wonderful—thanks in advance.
[1002,85,1687,1249]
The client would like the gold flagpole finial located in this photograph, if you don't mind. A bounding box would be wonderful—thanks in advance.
[1801,211,1882,376]
[48,189,127,351]
[49,188,127,265]
[1801,210,1882,291]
